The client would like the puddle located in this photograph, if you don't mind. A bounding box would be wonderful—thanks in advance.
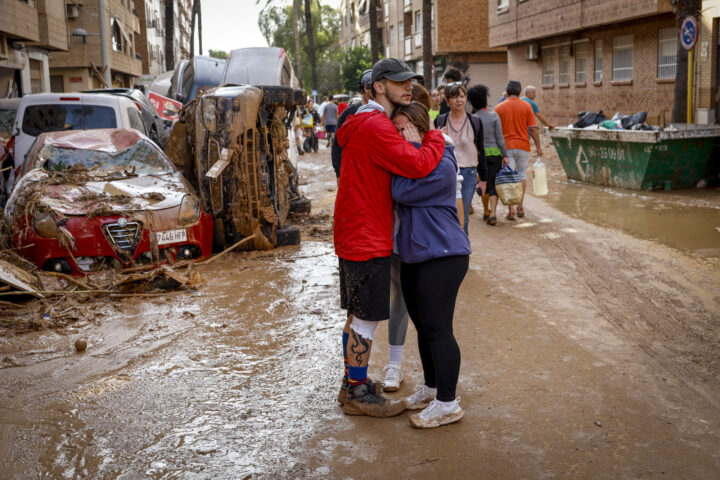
[542,179,720,258]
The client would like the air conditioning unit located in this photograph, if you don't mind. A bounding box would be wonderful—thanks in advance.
[66,4,80,19]
[526,43,539,61]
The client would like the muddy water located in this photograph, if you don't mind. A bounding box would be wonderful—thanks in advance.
[542,179,720,258]
[0,242,345,479]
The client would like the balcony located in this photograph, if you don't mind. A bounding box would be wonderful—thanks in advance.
[414,31,421,48]
[404,36,412,60]
[403,0,412,13]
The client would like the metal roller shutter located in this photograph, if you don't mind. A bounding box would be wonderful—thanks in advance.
[464,63,508,110]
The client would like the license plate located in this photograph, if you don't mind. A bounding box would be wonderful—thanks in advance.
[155,229,187,245]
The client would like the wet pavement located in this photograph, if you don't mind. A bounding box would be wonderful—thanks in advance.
[1,141,720,479]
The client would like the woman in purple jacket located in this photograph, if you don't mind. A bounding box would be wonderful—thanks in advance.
[391,102,471,429]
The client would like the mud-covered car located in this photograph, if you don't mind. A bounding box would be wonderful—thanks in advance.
[165,84,309,250]
[5,129,213,275]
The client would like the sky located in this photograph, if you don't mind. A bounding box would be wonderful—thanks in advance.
[199,0,341,55]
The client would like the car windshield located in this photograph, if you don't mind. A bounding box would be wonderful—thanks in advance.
[22,105,117,136]
[38,140,174,176]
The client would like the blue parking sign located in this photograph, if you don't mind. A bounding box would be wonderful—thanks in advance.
[681,16,698,51]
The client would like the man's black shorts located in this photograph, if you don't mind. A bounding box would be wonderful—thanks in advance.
[325,124,337,133]
[339,256,391,321]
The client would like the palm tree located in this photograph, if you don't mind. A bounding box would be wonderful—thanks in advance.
[292,0,304,86]
[671,0,701,122]
[422,0,432,90]
[369,0,379,63]
[304,0,318,92]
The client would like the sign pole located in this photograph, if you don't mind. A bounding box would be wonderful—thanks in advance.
[687,47,694,124]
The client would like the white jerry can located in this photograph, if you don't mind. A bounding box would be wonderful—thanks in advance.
[532,157,548,196]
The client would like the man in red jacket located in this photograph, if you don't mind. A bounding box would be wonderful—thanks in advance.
[334,58,446,417]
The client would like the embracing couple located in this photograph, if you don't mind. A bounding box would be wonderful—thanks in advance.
[333,59,471,429]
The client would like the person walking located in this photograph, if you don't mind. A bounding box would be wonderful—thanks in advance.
[435,83,486,234]
[322,96,339,148]
[521,86,555,129]
[494,80,542,219]
[467,84,508,225]
[390,101,471,428]
[300,98,320,152]
[334,58,446,417]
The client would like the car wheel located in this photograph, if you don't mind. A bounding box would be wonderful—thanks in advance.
[289,196,311,214]
[276,225,301,246]
[259,86,306,108]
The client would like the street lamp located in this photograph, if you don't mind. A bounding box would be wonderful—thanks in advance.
[70,0,111,88]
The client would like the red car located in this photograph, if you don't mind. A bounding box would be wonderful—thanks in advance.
[5,128,213,275]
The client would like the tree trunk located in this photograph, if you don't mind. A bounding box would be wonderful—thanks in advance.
[190,0,202,57]
[369,0,379,63]
[293,0,303,87]
[422,0,432,90]
[303,0,317,93]
[165,0,175,70]
[671,0,702,123]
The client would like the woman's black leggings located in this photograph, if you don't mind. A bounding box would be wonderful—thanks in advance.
[401,255,469,402]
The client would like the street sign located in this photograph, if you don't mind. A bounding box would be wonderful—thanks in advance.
[681,16,698,51]
[312,90,318,96]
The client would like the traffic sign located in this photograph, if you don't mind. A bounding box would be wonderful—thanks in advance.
[681,16,698,51]
[312,90,318,96]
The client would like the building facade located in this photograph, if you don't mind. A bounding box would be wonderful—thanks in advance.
[696,0,720,123]
[134,0,166,79]
[339,0,507,100]
[0,0,69,97]
[489,0,678,124]
[50,0,142,91]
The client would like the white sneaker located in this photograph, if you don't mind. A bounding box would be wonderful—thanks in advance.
[382,363,403,392]
[410,398,464,429]
[404,384,437,410]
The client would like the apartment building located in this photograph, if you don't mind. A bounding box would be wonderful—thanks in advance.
[0,0,69,97]
[339,0,507,101]
[489,0,678,124]
[49,0,142,91]
[696,0,720,123]
[134,0,166,78]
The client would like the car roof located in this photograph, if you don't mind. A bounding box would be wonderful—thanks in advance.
[18,93,123,107]
[34,128,150,153]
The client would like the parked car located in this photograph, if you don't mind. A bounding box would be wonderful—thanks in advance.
[220,47,299,88]
[7,93,149,194]
[168,56,226,104]
[4,128,213,275]
[149,70,174,98]
[165,84,309,250]
[81,88,169,147]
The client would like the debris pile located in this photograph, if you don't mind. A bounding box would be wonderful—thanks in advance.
[570,110,662,131]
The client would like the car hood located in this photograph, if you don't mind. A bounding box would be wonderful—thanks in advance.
[6,168,190,217]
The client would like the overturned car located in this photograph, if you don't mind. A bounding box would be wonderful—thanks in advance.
[164,84,309,250]
[5,129,213,275]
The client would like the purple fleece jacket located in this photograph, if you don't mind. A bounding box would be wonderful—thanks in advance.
[392,143,472,264]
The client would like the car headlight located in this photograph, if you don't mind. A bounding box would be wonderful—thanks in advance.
[202,99,217,133]
[178,195,200,226]
[33,212,59,238]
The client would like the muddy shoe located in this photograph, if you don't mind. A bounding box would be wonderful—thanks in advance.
[337,376,349,404]
[410,398,464,429]
[382,363,403,392]
[342,383,406,417]
[404,384,437,410]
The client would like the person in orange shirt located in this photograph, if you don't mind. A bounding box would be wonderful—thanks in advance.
[493,80,543,220]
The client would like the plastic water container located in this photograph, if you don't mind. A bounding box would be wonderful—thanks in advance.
[532,158,548,196]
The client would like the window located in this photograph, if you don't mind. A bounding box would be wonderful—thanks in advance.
[497,0,509,12]
[414,10,421,47]
[658,27,677,79]
[398,21,403,46]
[575,43,587,83]
[389,25,394,45]
[384,0,388,18]
[127,108,147,135]
[112,20,123,52]
[594,40,603,82]
[612,34,633,81]
[559,45,571,84]
[22,105,116,136]
[542,47,555,85]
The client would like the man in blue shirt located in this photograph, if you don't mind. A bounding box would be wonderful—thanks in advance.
[521,85,555,129]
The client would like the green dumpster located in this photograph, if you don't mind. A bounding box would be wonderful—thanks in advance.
[548,126,720,190]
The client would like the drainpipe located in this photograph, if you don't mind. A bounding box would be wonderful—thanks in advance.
[98,0,112,87]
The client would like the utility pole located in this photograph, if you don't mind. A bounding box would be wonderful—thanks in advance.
[98,0,112,87]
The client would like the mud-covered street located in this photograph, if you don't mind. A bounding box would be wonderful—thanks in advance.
[1,141,720,479]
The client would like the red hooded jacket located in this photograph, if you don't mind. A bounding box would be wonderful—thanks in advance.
[334,106,445,261]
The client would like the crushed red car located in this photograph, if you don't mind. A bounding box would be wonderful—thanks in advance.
[4,128,213,275]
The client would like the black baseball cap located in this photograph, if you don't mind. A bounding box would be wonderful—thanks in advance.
[371,58,423,84]
[359,69,373,90]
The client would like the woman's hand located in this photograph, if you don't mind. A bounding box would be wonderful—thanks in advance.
[502,157,509,166]
[476,181,487,195]
[401,123,423,143]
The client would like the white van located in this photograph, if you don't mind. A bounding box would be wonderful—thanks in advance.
[8,93,148,192]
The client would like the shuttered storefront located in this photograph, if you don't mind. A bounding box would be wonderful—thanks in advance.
[464,62,508,109]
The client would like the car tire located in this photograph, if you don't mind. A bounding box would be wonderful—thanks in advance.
[259,86,306,108]
[289,196,311,214]
[276,225,301,246]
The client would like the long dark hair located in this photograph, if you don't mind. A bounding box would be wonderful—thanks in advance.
[392,102,430,134]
